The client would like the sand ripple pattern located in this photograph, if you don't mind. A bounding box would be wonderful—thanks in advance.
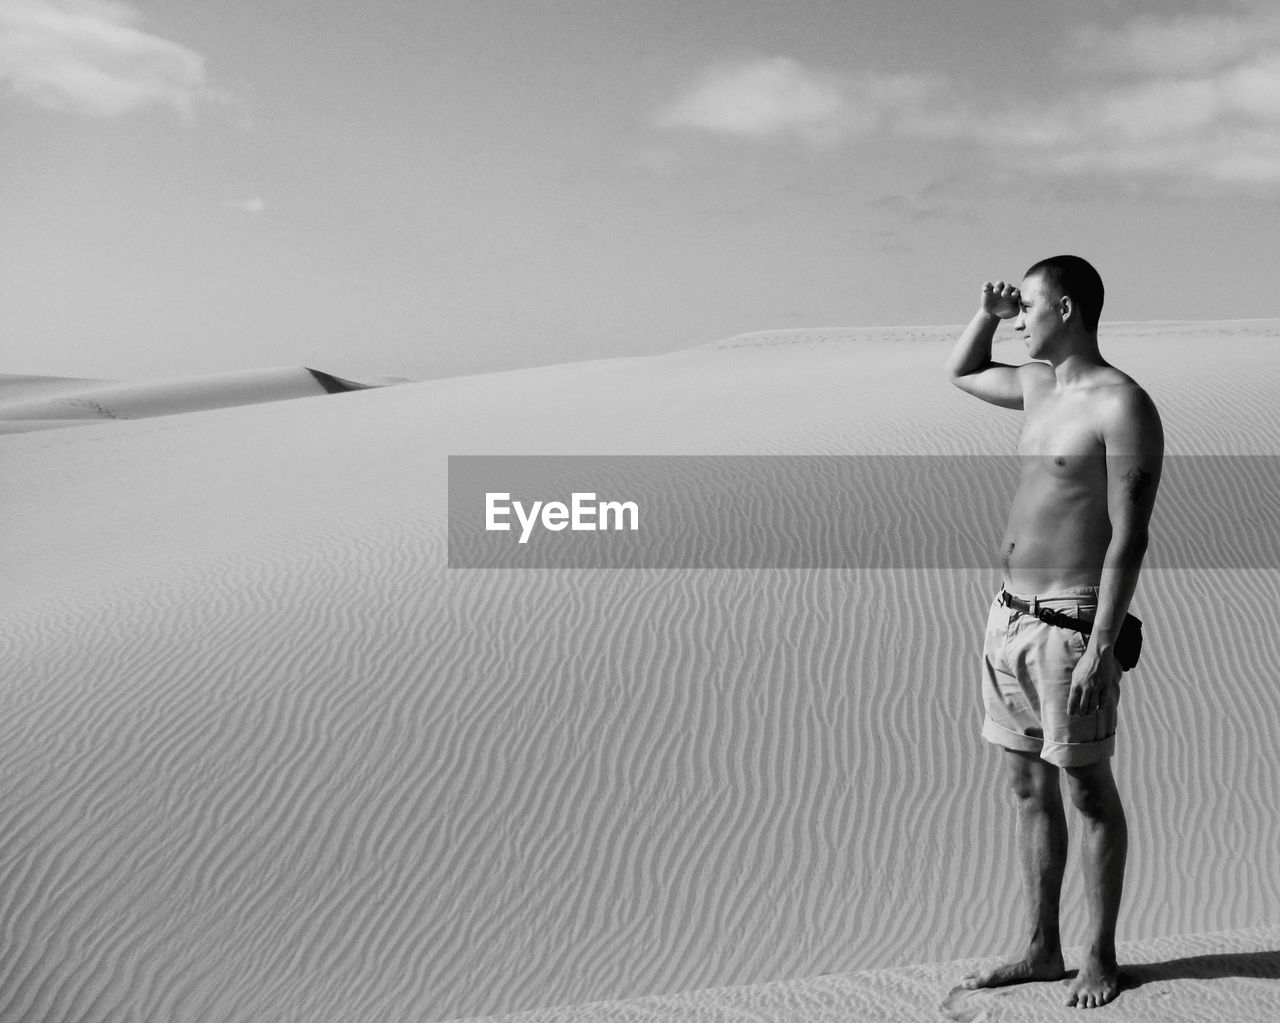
[450,925,1280,1022]
[3,324,1280,1022]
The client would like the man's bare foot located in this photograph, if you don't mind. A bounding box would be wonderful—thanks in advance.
[1064,952,1120,1009]
[961,947,1065,990]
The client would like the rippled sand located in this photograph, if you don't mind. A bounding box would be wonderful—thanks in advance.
[3,322,1279,1021]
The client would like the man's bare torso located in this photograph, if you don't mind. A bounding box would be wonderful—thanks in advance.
[1001,364,1133,593]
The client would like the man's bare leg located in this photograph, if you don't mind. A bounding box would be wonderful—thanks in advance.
[1062,759,1127,1009]
[962,749,1068,989]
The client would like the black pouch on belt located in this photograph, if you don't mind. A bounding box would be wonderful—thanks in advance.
[1055,609,1143,671]
[1112,613,1143,671]
[1002,590,1145,671]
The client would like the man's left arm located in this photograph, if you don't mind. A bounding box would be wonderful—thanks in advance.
[1070,386,1164,717]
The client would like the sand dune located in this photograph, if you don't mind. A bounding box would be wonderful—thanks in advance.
[0,367,387,431]
[451,925,1280,1022]
[3,323,1279,1022]
[0,374,112,402]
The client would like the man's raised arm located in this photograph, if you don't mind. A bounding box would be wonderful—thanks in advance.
[946,281,1027,409]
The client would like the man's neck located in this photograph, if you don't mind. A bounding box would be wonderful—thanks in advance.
[1048,339,1105,386]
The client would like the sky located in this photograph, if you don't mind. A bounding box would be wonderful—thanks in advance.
[2,0,1279,381]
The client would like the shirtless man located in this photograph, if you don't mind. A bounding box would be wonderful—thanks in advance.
[945,255,1163,1009]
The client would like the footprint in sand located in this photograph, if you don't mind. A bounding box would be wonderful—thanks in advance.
[938,985,1010,1022]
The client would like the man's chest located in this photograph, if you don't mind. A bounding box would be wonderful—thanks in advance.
[1017,394,1106,461]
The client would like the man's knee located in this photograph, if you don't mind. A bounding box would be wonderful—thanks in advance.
[1064,761,1122,819]
[1005,750,1060,805]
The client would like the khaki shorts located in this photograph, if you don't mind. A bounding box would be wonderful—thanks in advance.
[981,587,1118,768]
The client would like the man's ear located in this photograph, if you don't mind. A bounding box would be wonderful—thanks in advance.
[1058,294,1074,324]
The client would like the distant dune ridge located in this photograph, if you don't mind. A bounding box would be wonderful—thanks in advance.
[4,322,1280,1022]
[0,367,390,433]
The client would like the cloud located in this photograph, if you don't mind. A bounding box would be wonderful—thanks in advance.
[224,196,266,215]
[652,56,930,147]
[970,50,1280,184]
[654,57,849,144]
[657,11,1280,187]
[902,9,1280,187]
[1071,10,1280,78]
[0,0,224,117]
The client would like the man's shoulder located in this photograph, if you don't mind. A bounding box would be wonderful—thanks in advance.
[1094,373,1163,451]
[1095,371,1158,415]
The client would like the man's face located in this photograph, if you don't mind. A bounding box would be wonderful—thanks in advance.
[1014,274,1063,358]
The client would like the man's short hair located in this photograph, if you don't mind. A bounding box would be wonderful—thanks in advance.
[1024,255,1105,333]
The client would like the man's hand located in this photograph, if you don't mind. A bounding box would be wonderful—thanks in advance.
[1068,646,1121,717]
[982,281,1021,320]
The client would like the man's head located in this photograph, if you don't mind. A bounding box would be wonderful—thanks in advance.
[1021,254,1105,335]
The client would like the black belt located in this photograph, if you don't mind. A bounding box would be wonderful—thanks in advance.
[998,587,1145,672]
[998,588,1092,634]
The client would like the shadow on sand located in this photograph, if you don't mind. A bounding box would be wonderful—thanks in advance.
[1122,948,1280,989]
[939,951,1279,1021]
